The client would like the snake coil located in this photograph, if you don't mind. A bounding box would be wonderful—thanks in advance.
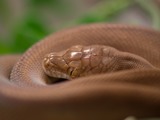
[0,24,160,120]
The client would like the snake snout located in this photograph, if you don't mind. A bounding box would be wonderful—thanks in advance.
[42,52,70,79]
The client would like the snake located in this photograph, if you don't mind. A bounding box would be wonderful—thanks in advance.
[0,24,160,120]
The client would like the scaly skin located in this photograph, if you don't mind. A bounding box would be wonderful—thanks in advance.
[0,24,160,120]
[43,45,154,79]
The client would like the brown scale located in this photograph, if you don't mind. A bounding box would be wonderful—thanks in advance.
[42,45,154,79]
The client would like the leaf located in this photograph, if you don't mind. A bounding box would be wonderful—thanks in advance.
[70,0,133,25]
[0,42,11,54]
[11,15,50,53]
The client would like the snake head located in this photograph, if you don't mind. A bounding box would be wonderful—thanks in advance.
[42,45,84,79]
[42,52,71,79]
[42,45,116,79]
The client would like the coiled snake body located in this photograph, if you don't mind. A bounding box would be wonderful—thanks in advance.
[0,24,160,120]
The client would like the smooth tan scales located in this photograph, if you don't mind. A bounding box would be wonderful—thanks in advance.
[43,45,154,79]
[0,24,160,120]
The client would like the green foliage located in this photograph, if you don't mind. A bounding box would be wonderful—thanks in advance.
[76,0,133,24]
[11,15,49,53]
[27,0,71,14]
[28,0,59,6]
[0,0,9,22]
[0,0,159,54]
[0,41,11,54]
[136,0,160,29]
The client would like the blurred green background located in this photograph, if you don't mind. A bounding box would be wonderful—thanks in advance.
[0,0,160,54]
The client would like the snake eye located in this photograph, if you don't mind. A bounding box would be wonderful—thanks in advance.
[67,67,80,78]
[71,70,79,78]
[70,70,74,76]
[67,67,73,76]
